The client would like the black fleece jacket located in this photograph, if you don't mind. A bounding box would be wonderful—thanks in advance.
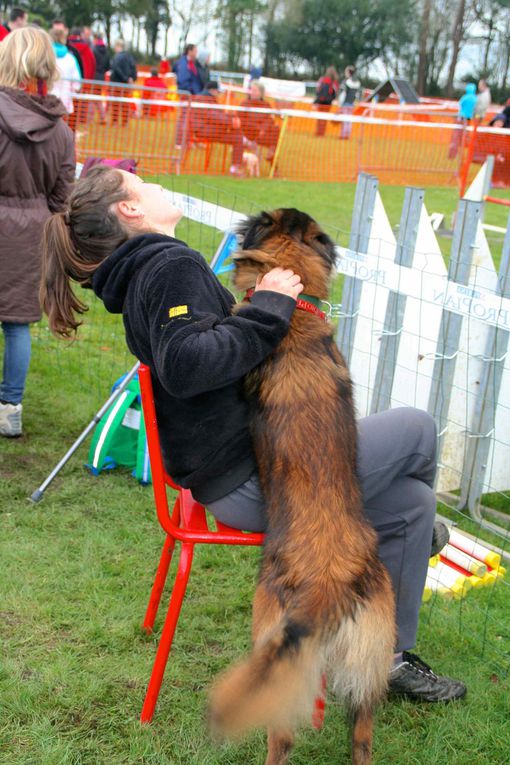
[92,233,296,503]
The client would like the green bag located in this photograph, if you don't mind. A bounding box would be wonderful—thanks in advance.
[87,376,151,484]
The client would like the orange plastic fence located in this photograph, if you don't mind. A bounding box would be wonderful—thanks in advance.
[70,85,510,187]
[485,195,510,206]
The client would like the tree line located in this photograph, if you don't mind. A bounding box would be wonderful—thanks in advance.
[5,0,510,96]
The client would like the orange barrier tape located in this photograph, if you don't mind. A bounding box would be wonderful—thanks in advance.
[484,195,510,206]
[70,93,510,187]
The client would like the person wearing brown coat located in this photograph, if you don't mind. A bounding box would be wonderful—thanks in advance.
[0,27,75,437]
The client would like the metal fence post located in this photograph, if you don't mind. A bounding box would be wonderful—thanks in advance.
[480,155,495,219]
[369,186,424,414]
[427,199,481,477]
[336,173,378,364]
[458,215,510,533]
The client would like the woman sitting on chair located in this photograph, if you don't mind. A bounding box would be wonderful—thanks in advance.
[190,80,245,176]
[41,165,466,703]
[239,80,280,163]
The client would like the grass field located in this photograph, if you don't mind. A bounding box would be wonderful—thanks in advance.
[1,178,509,764]
[154,173,510,260]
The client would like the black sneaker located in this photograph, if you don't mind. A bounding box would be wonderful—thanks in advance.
[389,652,467,702]
[430,521,450,556]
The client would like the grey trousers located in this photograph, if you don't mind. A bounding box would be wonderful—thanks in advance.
[206,407,437,652]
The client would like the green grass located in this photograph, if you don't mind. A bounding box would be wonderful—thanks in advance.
[1,178,510,764]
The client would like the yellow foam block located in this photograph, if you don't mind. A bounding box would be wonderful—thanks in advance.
[426,562,472,600]
[422,586,433,603]
[481,569,505,586]
[486,551,502,569]
[450,580,472,599]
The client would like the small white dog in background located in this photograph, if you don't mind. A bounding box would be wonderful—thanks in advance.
[242,151,260,177]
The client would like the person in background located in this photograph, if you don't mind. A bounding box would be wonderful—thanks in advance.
[173,43,202,148]
[50,20,83,77]
[489,98,510,128]
[174,43,202,94]
[448,82,477,159]
[49,27,81,117]
[92,31,109,124]
[67,26,96,125]
[159,57,170,75]
[239,79,280,163]
[313,65,339,137]
[92,31,110,79]
[0,7,27,42]
[81,25,93,49]
[474,79,491,121]
[144,68,167,91]
[191,80,245,176]
[142,67,167,117]
[338,65,361,140]
[458,82,477,120]
[0,27,75,437]
[249,65,262,82]
[197,47,211,90]
[109,38,137,126]
[67,27,96,81]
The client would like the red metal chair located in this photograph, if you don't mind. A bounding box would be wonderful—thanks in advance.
[138,363,326,726]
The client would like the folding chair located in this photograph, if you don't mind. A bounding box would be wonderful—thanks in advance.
[182,136,230,173]
[138,363,327,727]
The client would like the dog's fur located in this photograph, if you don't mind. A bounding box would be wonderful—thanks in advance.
[208,209,395,765]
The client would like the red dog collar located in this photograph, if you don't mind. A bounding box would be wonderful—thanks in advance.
[244,289,328,321]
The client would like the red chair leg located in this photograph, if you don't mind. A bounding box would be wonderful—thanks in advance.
[143,534,176,633]
[204,142,212,171]
[140,541,195,723]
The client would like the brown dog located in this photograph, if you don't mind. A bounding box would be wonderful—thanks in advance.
[209,209,395,765]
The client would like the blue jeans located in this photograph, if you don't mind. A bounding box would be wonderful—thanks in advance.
[1,322,31,405]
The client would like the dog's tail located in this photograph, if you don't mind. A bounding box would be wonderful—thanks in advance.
[208,614,324,738]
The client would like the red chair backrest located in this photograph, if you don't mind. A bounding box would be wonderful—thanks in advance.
[138,363,264,546]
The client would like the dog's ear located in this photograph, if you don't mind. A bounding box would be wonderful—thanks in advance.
[237,211,275,250]
[232,248,278,292]
[232,249,278,266]
[311,230,338,270]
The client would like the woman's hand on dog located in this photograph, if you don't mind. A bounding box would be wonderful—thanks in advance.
[255,268,304,301]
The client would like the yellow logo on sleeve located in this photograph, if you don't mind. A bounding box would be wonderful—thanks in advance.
[169,305,188,318]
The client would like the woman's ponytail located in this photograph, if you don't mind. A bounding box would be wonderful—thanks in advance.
[40,211,88,337]
[40,166,132,338]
